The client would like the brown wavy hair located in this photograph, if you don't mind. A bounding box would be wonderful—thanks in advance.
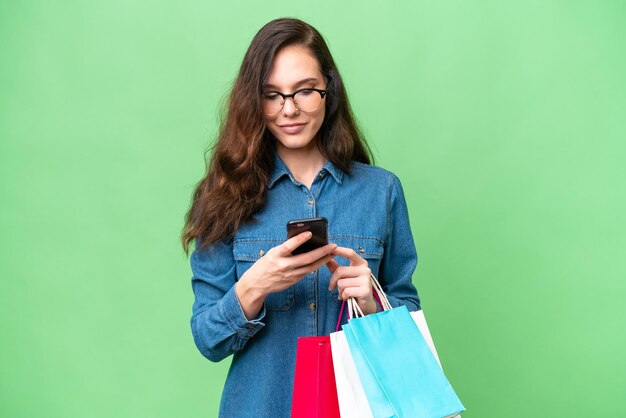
[182,18,373,252]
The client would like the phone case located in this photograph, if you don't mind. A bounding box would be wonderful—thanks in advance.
[287,217,328,255]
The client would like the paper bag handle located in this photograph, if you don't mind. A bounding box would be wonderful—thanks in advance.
[338,274,393,326]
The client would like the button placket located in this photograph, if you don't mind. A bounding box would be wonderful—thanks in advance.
[308,175,323,218]
[304,188,316,218]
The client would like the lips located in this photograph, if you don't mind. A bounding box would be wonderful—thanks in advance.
[278,123,306,134]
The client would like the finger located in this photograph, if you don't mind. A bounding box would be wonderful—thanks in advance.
[289,243,337,267]
[336,277,363,294]
[337,277,367,289]
[340,285,372,300]
[328,265,352,291]
[336,276,371,293]
[291,254,335,278]
[329,265,371,290]
[277,231,312,256]
[326,259,339,274]
[331,246,367,266]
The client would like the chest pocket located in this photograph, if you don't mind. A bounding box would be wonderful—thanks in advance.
[327,236,385,304]
[233,239,295,311]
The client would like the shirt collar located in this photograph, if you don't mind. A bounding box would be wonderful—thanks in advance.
[268,152,344,189]
[268,153,291,188]
[321,158,344,185]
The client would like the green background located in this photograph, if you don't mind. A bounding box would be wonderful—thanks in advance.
[1,1,624,417]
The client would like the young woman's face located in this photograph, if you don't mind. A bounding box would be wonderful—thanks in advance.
[262,45,326,154]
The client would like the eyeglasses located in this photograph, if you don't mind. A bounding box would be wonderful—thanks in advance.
[262,88,327,116]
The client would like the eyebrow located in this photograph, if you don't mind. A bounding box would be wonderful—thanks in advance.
[263,77,319,90]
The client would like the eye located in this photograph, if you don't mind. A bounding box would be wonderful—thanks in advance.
[298,89,314,96]
[263,92,281,101]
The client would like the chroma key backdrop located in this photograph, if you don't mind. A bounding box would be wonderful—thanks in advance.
[1,1,625,417]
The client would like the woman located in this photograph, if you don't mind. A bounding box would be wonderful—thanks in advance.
[182,18,421,418]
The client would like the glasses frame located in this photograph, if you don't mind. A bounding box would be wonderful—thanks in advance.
[262,88,327,116]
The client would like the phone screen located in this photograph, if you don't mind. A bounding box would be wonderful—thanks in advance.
[286,217,328,255]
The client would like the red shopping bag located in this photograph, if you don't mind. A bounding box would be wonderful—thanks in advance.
[290,336,340,418]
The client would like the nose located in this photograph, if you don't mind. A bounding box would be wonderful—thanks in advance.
[281,96,299,116]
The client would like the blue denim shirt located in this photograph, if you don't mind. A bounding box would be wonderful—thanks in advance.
[190,153,421,418]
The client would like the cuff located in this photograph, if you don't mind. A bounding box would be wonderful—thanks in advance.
[219,285,266,338]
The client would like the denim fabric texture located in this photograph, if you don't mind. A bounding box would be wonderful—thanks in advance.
[190,152,421,418]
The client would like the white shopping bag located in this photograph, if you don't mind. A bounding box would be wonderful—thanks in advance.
[330,329,374,418]
[410,310,441,367]
[330,274,461,418]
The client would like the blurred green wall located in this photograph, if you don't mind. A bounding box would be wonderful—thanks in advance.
[1,1,624,417]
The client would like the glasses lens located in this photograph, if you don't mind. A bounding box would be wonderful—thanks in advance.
[294,89,323,112]
[262,90,324,115]
[262,94,283,115]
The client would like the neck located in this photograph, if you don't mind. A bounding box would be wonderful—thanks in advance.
[276,142,326,189]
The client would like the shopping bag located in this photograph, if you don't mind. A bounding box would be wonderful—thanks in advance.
[290,336,340,418]
[344,303,465,418]
[332,311,450,417]
[331,275,463,418]
[330,289,389,418]
[411,310,442,367]
[330,326,375,418]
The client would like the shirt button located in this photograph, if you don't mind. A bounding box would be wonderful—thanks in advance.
[358,246,366,254]
[309,303,316,311]
[258,249,265,257]
[307,198,314,206]
[318,172,325,179]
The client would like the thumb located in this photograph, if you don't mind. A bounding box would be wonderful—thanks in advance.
[326,258,339,273]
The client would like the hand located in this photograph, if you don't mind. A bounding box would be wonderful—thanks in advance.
[236,232,337,319]
[327,246,377,315]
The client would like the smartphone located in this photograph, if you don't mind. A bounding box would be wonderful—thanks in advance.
[286,217,328,255]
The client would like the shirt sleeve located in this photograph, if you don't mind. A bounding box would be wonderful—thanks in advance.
[379,174,422,311]
[189,238,266,362]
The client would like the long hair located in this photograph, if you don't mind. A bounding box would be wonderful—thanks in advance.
[182,18,373,252]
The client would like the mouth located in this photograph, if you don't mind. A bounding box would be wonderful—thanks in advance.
[278,123,307,134]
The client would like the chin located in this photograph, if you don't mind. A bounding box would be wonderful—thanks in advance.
[272,131,317,151]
